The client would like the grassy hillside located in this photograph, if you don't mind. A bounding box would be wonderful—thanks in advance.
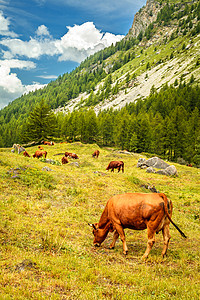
[0,143,199,299]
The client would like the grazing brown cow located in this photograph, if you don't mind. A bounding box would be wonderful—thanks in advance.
[89,193,186,259]
[65,152,79,159]
[62,156,69,164]
[42,141,54,146]
[23,151,31,157]
[92,150,100,158]
[33,150,47,159]
[38,146,43,150]
[106,161,124,173]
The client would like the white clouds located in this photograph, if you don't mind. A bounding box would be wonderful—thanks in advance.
[0,11,18,37]
[1,37,59,59]
[1,22,124,62]
[0,10,124,108]
[63,22,103,50]
[56,22,123,62]
[36,25,50,37]
[23,82,47,95]
[36,75,58,79]
[0,59,44,109]
[0,59,36,70]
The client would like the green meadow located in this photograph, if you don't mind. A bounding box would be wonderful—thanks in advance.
[0,142,199,299]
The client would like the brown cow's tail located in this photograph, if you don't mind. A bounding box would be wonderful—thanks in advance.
[120,161,124,173]
[159,193,187,238]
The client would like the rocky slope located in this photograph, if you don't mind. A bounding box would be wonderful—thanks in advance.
[55,0,200,115]
[127,0,162,38]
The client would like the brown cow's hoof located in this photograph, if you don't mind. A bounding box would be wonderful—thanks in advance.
[123,250,128,255]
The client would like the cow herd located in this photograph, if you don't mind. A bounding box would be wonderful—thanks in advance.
[20,142,125,173]
[14,141,187,258]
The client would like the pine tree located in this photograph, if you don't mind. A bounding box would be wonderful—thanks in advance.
[129,132,138,152]
[99,113,114,145]
[83,109,98,143]
[24,99,57,142]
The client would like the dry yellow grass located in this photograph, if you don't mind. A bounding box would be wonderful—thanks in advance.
[0,143,199,299]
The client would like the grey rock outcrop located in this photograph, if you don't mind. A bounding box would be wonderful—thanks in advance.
[42,166,53,171]
[146,166,156,173]
[145,157,170,169]
[137,156,169,169]
[137,157,177,176]
[156,165,177,176]
[128,0,162,38]
[12,144,26,154]
[137,158,147,168]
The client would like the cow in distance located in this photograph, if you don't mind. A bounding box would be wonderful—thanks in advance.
[42,141,54,146]
[65,152,79,159]
[106,161,124,173]
[92,150,100,158]
[33,150,47,159]
[23,151,31,157]
[62,156,69,164]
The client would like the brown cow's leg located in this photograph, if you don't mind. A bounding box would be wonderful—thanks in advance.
[161,225,171,257]
[142,227,155,259]
[109,230,119,249]
[114,224,128,255]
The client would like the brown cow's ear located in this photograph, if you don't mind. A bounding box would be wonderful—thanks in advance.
[88,223,98,230]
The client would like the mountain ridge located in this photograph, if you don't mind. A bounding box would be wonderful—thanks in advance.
[55,0,200,114]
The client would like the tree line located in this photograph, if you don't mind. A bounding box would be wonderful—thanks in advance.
[1,83,199,166]
[0,0,199,131]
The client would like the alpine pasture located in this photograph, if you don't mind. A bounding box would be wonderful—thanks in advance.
[0,142,199,299]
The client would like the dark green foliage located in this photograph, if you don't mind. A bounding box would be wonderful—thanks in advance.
[145,23,154,40]
[157,3,175,25]
[137,31,143,41]
[22,99,57,142]
[0,83,200,165]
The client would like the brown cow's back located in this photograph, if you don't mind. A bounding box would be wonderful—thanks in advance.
[92,150,100,158]
[105,193,167,230]
[33,150,47,158]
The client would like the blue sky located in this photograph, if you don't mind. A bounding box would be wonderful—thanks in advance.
[0,0,146,109]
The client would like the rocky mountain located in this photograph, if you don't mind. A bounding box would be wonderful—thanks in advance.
[127,0,162,38]
[0,0,200,139]
[54,0,200,114]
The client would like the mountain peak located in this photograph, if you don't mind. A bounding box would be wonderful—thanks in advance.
[127,0,162,38]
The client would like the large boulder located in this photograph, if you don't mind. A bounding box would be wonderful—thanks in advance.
[137,157,177,176]
[12,144,26,154]
[137,156,170,169]
[137,158,147,168]
[155,165,177,176]
[146,166,156,173]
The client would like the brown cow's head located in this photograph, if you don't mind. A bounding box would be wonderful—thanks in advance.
[89,222,113,247]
